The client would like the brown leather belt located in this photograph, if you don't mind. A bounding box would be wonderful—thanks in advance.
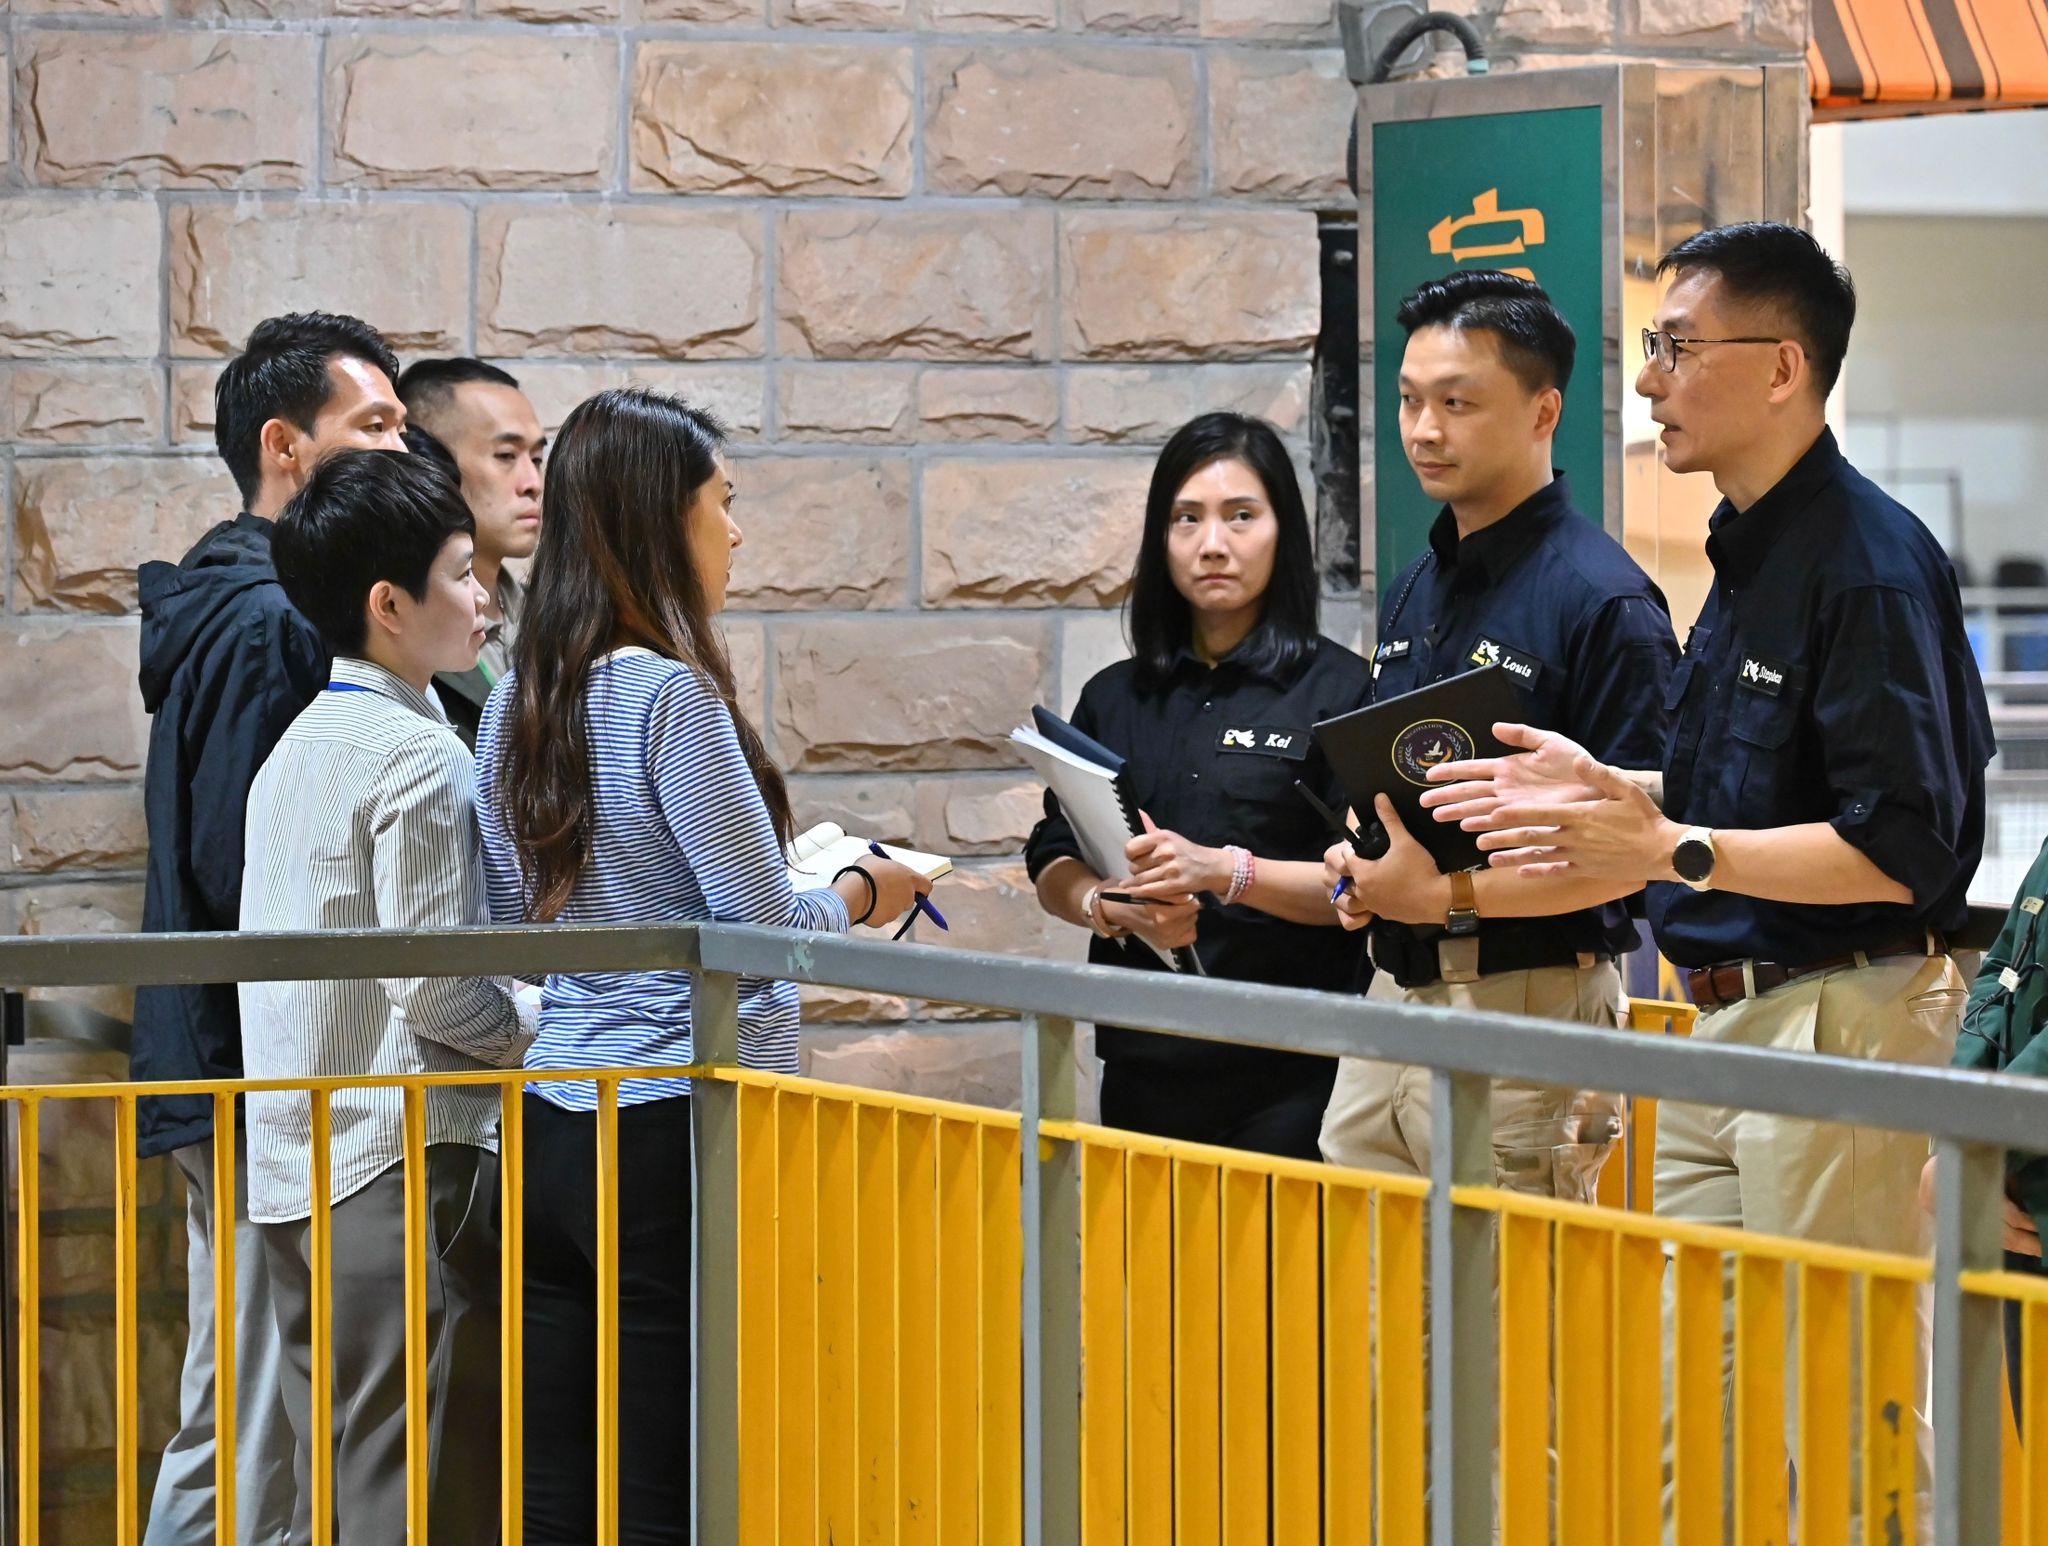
[1684,933,1945,1012]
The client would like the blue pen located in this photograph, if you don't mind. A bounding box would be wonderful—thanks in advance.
[869,841,949,934]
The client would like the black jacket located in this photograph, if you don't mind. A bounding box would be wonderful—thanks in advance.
[132,514,329,1158]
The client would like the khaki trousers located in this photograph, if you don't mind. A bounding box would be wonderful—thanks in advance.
[1655,952,1966,1542]
[1318,959,1623,1191]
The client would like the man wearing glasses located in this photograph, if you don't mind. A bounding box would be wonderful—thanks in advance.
[1426,221,1992,1511]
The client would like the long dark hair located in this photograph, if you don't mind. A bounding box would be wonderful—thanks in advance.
[1127,412,1319,686]
[500,388,794,922]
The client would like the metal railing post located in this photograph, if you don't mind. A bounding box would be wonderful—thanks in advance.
[1020,1013,1080,1546]
[691,969,743,1542]
[1931,1137,2004,1545]
[1429,1069,1494,1546]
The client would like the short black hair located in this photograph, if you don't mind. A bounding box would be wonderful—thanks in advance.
[402,424,462,485]
[1128,413,1319,687]
[1394,270,1576,396]
[1656,221,1856,396]
[396,357,522,430]
[214,312,401,506]
[272,449,474,657]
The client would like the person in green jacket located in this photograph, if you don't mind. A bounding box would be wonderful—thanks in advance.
[1922,836,2048,1416]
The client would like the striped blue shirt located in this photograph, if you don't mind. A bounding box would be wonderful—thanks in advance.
[474,647,849,1111]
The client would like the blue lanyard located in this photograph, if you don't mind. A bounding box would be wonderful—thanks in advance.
[325,683,373,694]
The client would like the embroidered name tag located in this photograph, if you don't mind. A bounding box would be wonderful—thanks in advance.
[1469,636,1543,687]
[1738,655,1789,696]
[1217,726,1309,761]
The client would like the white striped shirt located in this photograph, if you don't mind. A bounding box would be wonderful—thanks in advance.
[473,647,849,1113]
[239,658,537,1225]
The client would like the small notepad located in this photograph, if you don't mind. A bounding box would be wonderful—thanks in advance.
[785,823,953,892]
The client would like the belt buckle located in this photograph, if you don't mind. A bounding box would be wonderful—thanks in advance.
[1438,936,1481,986]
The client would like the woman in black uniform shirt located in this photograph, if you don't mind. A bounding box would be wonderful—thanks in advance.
[1024,412,1372,1159]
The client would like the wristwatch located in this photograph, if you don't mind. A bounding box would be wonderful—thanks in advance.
[1672,827,1717,891]
[1439,870,1482,985]
[1445,870,1481,936]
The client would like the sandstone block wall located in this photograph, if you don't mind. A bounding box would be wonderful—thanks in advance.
[1,0,1798,1533]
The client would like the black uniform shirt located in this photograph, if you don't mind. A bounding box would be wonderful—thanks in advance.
[1648,429,1994,969]
[1022,634,1372,1069]
[1366,474,1680,987]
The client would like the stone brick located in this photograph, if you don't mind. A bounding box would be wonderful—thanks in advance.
[917,368,1059,443]
[643,0,762,18]
[921,457,1149,608]
[169,364,221,446]
[0,621,148,781]
[1065,362,1310,443]
[1492,0,1613,46]
[772,0,907,26]
[16,0,162,14]
[925,46,1196,200]
[723,456,910,610]
[914,776,1042,855]
[15,457,236,614]
[1209,50,1352,203]
[479,206,763,359]
[1066,0,1195,33]
[788,775,919,846]
[0,41,9,174]
[337,0,460,14]
[0,198,161,360]
[722,618,766,728]
[925,0,1057,29]
[328,36,616,190]
[1633,0,1744,34]
[500,363,766,439]
[799,985,913,1024]
[1200,0,1332,39]
[774,618,1048,771]
[632,43,914,197]
[2,366,162,446]
[20,32,314,190]
[775,366,914,443]
[169,202,468,357]
[1754,0,1807,48]
[1060,211,1320,361]
[480,0,615,19]
[4,881,145,1021]
[6,790,148,873]
[1060,609,1129,708]
[804,1024,1021,1106]
[924,861,1059,962]
[171,0,323,15]
[777,209,1055,362]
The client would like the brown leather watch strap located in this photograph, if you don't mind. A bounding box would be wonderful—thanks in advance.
[1448,870,1478,918]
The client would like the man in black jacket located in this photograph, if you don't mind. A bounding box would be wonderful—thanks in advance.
[137,312,405,1544]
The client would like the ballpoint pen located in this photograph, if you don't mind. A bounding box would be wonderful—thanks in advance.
[869,841,949,939]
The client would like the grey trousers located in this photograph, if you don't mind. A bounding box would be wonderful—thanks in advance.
[144,1129,298,1546]
[260,1144,501,1546]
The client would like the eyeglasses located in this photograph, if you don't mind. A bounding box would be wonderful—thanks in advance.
[1641,328,1785,373]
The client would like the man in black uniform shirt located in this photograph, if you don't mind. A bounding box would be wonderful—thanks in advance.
[1441,223,1993,1509]
[1318,271,1679,1193]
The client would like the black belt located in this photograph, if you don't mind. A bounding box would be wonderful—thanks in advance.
[1370,925,1614,990]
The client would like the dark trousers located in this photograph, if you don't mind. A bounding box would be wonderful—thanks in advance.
[1098,1052,1338,1161]
[262,1144,501,1546]
[2007,1249,2047,1429]
[522,1091,693,1545]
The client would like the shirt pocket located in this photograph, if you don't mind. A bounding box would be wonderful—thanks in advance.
[1728,678,1805,810]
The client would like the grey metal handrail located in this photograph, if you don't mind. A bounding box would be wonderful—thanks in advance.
[0,919,2035,1545]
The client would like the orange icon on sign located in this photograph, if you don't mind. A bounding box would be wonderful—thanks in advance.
[1429,188,1545,281]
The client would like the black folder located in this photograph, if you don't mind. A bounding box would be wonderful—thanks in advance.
[1311,665,1526,875]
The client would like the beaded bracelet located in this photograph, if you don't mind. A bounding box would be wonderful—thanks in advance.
[1222,846,1256,906]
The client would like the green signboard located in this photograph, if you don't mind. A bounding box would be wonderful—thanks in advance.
[1371,105,1606,596]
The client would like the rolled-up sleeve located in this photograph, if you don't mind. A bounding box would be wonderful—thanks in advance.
[1814,585,1970,908]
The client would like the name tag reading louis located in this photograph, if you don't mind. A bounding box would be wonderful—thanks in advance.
[1468,636,1543,688]
[1217,726,1309,761]
[1738,656,1789,697]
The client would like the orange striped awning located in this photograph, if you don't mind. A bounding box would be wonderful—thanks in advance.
[1809,0,2048,115]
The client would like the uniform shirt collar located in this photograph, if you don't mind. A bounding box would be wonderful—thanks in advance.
[1427,472,1574,584]
[1165,632,1299,686]
[1705,428,1844,583]
[330,656,449,724]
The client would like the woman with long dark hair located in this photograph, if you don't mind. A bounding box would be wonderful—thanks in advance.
[472,388,924,1542]
[1024,412,1372,1157]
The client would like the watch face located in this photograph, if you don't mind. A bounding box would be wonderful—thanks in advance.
[1673,837,1713,884]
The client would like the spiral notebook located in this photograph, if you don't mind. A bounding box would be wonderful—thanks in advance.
[1011,707,1204,975]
